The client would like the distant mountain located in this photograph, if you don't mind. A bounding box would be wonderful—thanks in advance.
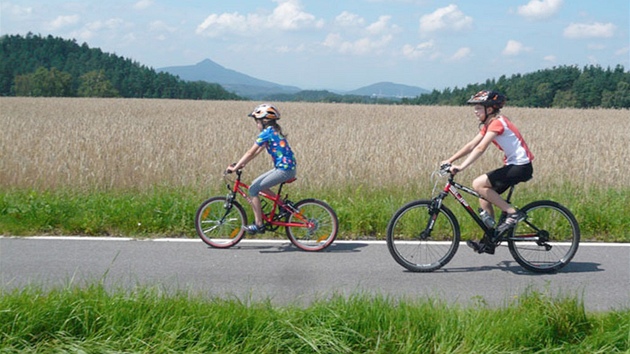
[158,58,430,101]
[158,59,301,99]
[346,82,429,98]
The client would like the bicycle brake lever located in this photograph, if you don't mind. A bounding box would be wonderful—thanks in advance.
[439,163,452,176]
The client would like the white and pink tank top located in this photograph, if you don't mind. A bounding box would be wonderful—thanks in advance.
[482,115,534,165]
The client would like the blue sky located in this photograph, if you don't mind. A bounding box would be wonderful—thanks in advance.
[2,0,628,91]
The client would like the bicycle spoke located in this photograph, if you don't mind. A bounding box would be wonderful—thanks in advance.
[508,201,580,273]
[386,200,459,272]
[195,197,247,248]
[286,199,338,252]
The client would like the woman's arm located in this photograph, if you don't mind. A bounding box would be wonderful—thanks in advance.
[443,133,484,164]
[451,131,497,173]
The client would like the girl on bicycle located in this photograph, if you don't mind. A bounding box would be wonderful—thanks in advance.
[441,90,534,252]
[226,103,297,234]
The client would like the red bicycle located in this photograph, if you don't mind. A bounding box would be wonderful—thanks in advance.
[386,163,580,273]
[195,169,338,251]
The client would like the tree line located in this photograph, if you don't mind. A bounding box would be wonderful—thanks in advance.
[402,64,630,109]
[0,33,242,100]
[1,33,628,108]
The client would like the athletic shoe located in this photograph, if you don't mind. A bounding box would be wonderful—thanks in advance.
[244,224,265,234]
[496,210,526,234]
[466,240,495,255]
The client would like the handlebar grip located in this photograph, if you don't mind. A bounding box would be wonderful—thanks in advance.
[225,163,238,175]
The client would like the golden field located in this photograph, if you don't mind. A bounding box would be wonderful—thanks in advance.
[1,97,629,193]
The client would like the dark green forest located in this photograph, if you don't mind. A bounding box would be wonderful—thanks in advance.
[0,33,241,100]
[1,33,629,108]
[403,65,630,109]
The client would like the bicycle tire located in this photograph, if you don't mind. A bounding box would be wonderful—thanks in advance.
[507,200,580,273]
[195,196,247,248]
[285,198,338,251]
[386,200,460,272]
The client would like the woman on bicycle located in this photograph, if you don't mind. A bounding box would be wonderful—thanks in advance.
[441,90,534,252]
[226,103,297,234]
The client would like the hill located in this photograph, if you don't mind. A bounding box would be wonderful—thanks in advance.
[345,82,429,98]
[158,59,301,99]
[0,33,242,100]
[158,59,430,101]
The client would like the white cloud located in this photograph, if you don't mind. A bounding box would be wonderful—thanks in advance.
[517,0,563,20]
[196,12,252,37]
[323,33,392,55]
[402,40,435,59]
[269,0,323,30]
[149,20,176,33]
[502,40,532,56]
[133,0,153,10]
[543,55,557,62]
[334,11,365,27]
[322,13,399,55]
[47,15,80,30]
[366,16,395,35]
[196,0,322,37]
[450,47,471,61]
[563,22,616,39]
[419,5,473,33]
[70,18,127,41]
[1,3,33,17]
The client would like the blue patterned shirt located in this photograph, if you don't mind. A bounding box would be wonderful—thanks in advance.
[255,127,296,170]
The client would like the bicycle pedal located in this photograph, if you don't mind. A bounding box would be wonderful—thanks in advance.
[467,240,495,255]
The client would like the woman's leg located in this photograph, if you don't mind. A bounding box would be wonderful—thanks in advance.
[473,174,516,218]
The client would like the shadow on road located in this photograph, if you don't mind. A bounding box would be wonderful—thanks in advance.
[416,260,604,275]
[203,241,369,254]
[258,242,369,254]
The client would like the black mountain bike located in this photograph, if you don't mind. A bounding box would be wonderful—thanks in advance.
[386,164,580,273]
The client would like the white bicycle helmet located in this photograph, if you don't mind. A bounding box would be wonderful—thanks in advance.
[248,103,281,120]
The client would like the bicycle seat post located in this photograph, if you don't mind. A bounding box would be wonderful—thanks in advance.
[505,185,515,204]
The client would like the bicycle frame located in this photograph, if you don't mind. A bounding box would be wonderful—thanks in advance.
[224,170,311,230]
[433,174,515,239]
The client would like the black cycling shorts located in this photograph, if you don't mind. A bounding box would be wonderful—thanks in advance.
[487,163,533,194]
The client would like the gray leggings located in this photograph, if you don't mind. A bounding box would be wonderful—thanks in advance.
[249,168,297,197]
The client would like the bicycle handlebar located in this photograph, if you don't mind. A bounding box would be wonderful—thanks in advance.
[224,163,242,175]
[439,163,453,177]
[440,162,465,177]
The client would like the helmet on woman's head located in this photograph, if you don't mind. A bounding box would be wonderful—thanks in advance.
[467,90,506,110]
[248,103,281,120]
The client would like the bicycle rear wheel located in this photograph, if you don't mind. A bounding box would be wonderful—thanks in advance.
[285,199,338,251]
[195,196,247,248]
[507,200,580,273]
[386,200,460,272]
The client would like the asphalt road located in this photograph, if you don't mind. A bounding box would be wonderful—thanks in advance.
[1,237,628,311]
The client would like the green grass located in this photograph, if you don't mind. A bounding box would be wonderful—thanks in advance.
[0,283,628,353]
[1,185,629,241]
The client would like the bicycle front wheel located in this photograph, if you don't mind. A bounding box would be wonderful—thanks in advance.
[195,196,247,248]
[285,199,338,251]
[508,200,580,273]
[386,200,460,272]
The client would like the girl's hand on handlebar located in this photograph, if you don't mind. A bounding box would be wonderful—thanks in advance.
[225,163,238,174]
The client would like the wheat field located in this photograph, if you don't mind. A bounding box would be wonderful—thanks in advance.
[1,97,629,193]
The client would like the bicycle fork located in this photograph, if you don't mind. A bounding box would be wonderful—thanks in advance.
[420,194,446,240]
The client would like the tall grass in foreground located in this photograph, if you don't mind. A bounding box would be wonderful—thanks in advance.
[1,284,628,353]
